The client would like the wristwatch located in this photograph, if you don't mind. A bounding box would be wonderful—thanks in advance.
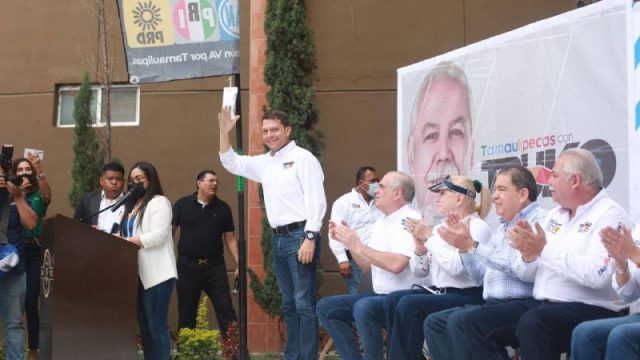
[304,231,319,241]
[37,172,46,180]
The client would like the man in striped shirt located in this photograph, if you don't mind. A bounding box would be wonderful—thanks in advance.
[424,165,546,360]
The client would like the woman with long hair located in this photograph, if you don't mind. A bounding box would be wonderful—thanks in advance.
[11,155,51,359]
[384,175,492,360]
[120,161,177,360]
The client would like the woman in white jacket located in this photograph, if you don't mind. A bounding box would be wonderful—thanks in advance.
[120,161,177,360]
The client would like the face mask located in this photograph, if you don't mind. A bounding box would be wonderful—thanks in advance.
[128,182,147,200]
[366,182,379,197]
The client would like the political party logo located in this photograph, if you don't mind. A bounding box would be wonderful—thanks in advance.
[218,0,239,39]
[172,0,221,43]
[122,0,175,48]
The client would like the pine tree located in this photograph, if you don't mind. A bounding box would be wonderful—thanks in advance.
[68,72,104,208]
[248,0,323,318]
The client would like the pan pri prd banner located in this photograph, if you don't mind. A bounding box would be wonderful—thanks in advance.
[117,0,239,83]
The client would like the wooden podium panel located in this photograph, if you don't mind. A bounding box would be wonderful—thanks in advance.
[40,215,139,359]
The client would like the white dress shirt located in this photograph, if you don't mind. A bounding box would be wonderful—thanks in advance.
[97,190,124,233]
[518,190,628,311]
[220,141,326,232]
[612,224,640,313]
[411,215,491,288]
[329,189,382,264]
[369,205,425,294]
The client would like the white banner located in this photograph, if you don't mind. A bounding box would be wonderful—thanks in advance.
[398,0,633,225]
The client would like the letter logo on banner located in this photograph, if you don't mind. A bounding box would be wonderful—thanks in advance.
[123,0,175,48]
[219,0,240,39]
[173,0,220,43]
[117,0,240,82]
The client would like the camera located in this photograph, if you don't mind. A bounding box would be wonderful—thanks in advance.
[0,144,24,187]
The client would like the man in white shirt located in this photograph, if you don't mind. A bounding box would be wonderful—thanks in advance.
[449,148,628,359]
[317,171,421,360]
[329,166,382,295]
[73,162,125,233]
[218,107,326,360]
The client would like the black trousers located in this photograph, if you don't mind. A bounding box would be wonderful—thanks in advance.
[176,256,237,337]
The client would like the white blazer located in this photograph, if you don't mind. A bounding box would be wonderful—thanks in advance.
[131,195,177,289]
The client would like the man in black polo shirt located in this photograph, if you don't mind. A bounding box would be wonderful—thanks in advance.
[172,170,238,336]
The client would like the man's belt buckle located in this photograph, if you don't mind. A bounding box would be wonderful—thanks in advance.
[197,258,208,265]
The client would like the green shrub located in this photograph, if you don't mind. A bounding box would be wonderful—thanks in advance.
[177,297,222,359]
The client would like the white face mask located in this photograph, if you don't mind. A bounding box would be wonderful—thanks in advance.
[366,182,379,197]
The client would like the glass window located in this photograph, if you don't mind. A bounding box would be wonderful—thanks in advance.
[57,85,139,127]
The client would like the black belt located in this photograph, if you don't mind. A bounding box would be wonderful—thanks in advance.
[272,220,306,235]
[179,254,222,266]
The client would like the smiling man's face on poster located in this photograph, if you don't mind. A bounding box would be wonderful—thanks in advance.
[407,63,472,224]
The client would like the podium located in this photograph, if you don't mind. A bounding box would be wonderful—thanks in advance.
[39,215,139,359]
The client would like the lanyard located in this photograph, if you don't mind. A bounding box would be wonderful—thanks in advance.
[125,214,136,238]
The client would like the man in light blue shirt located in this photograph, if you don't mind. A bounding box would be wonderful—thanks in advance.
[424,165,546,360]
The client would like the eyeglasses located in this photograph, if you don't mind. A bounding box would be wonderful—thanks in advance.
[129,175,147,183]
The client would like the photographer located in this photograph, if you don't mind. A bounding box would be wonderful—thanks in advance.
[12,154,51,358]
[0,163,37,360]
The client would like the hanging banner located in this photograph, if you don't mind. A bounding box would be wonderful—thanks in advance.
[116,0,239,83]
[397,0,634,225]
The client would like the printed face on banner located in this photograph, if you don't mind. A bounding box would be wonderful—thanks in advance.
[398,0,630,225]
[407,71,472,224]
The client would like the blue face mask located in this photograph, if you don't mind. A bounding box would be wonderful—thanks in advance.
[366,182,379,197]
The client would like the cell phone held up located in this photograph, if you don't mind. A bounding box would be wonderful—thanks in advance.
[0,145,24,187]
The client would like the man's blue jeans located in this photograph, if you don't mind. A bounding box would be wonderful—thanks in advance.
[0,271,26,360]
[385,287,484,360]
[344,258,362,296]
[137,277,175,360]
[428,298,619,360]
[424,299,514,360]
[273,228,320,360]
[317,293,386,360]
[571,312,640,360]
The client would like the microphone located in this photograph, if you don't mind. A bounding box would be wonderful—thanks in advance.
[111,183,145,212]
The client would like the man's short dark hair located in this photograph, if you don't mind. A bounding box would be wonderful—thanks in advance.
[262,109,290,127]
[101,162,125,176]
[196,170,217,181]
[498,165,538,202]
[356,166,376,185]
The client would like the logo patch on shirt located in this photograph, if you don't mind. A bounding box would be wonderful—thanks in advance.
[351,203,361,209]
[597,255,612,276]
[578,222,593,233]
[545,219,562,234]
[283,161,294,169]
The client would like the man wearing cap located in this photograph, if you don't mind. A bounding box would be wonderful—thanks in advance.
[423,165,547,360]
[218,107,326,360]
[0,166,37,360]
[317,171,422,360]
[172,170,238,338]
[329,166,382,295]
[435,149,628,359]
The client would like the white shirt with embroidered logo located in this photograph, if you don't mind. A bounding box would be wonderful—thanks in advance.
[219,141,326,232]
[517,190,628,311]
[369,204,426,294]
[329,188,382,264]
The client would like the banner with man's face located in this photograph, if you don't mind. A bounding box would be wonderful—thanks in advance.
[398,0,632,224]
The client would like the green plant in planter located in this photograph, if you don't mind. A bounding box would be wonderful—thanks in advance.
[178,297,222,359]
